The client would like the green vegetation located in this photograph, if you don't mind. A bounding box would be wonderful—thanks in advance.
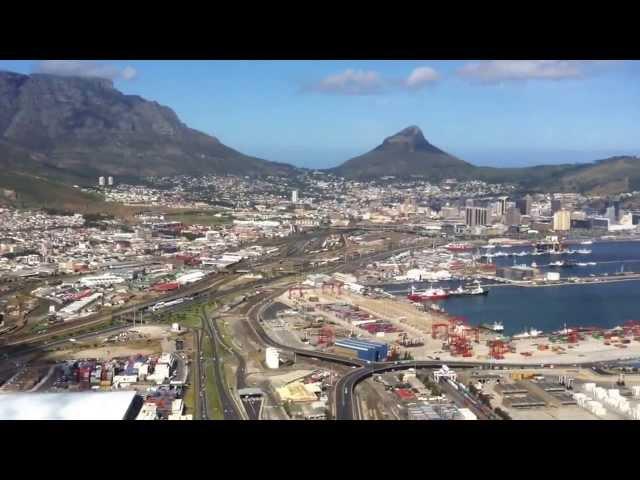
[165,302,219,329]
[165,210,232,227]
[0,171,104,212]
[418,373,442,396]
[201,333,224,420]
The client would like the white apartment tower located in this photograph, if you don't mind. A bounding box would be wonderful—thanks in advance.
[291,190,299,203]
[98,176,105,186]
[107,176,114,186]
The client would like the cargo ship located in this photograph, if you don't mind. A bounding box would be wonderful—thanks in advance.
[513,328,543,339]
[445,242,474,252]
[549,260,576,268]
[407,285,449,302]
[481,321,504,332]
[449,282,489,296]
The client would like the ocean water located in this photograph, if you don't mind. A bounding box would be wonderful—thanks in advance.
[384,241,640,335]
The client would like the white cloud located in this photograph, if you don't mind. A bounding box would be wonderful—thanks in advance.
[307,69,385,95]
[405,66,439,89]
[457,60,598,83]
[34,60,138,81]
[306,66,442,95]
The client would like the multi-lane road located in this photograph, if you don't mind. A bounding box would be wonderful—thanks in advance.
[201,311,243,420]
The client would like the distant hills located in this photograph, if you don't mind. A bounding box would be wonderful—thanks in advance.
[329,126,640,195]
[1,69,639,208]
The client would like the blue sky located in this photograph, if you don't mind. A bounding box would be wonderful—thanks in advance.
[1,60,639,168]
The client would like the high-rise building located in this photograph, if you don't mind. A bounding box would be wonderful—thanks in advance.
[605,206,617,224]
[553,210,571,231]
[465,207,488,226]
[504,206,521,226]
[98,176,105,186]
[107,176,114,186]
[291,190,298,203]
[551,198,562,214]
[498,196,508,216]
[516,195,532,216]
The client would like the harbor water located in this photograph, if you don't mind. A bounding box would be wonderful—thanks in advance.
[383,240,640,335]
[486,239,640,277]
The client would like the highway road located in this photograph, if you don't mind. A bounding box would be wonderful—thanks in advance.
[201,311,242,420]
[192,329,204,420]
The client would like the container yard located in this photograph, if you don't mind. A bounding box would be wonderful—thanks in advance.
[271,274,640,365]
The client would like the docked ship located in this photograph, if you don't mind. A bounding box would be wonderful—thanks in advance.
[549,260,576,268]
[449,282,489,296]
[408,285,449,302]
[580,240,593,245]
[445,242,474,252]
[513,328,543,339]
[554,324,574,335]
[534,236,565,254]
[481,321,504,332]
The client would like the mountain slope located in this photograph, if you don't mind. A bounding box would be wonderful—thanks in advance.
[330,125,639,195]
[330,126,475,181]
[0,71,296,181]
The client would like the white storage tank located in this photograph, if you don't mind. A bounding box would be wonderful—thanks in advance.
[632,385,640,398]
[584,382,596,393]
[265,347,280,369]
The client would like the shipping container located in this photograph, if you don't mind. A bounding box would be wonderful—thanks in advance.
[332,346,360,359]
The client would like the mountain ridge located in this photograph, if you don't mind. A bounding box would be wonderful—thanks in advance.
[1,69,638,201]
[329,125,640,195]
[0,71,296,181]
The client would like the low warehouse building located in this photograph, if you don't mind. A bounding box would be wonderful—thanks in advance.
[333,338,388,362]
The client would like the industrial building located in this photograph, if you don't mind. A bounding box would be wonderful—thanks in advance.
[333,338,388,362]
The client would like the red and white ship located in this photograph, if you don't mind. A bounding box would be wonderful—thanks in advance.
[445,242,474,252]
[408,285,450,302]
